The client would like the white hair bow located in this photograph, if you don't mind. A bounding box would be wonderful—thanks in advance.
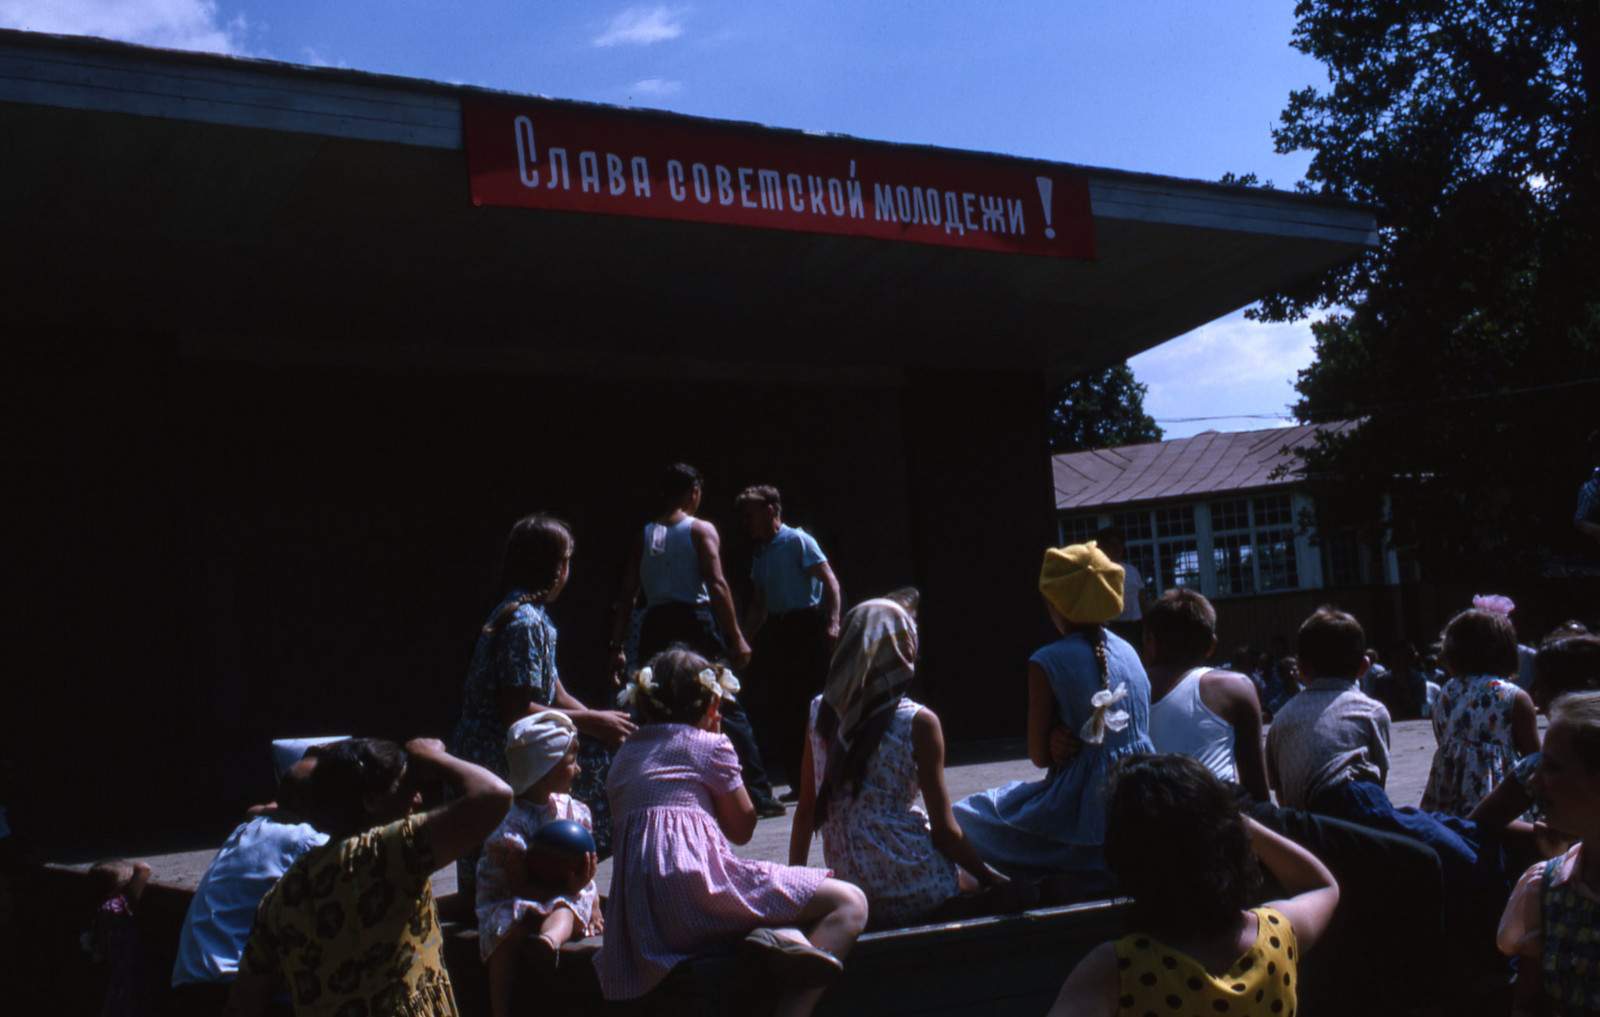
[617,666,660,709]
[698,666,741,700]
[1079,681,1131,746]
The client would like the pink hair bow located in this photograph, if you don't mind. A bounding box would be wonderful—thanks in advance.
[1472,594,1515,616]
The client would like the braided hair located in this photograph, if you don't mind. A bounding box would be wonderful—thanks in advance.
[1085,622,1111,690]
[483,514,573,636]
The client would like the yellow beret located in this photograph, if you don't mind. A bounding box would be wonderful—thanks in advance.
[1039,541,1124,625]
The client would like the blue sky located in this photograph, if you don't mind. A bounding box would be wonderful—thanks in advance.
[1,1,1333,438]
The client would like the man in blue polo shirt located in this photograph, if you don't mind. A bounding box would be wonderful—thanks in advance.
[738,485,842,801]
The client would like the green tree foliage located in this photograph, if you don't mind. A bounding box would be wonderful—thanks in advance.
[1260,0,1600,575]
[1048,362,1163,454]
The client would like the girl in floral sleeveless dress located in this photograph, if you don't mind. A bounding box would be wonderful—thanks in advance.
[1421,604,1539,816]
[789,593,1005,928]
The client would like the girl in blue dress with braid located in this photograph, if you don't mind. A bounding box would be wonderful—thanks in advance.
[952,541,1153,894]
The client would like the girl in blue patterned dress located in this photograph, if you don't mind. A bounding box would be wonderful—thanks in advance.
[1421,604,1539,817]
[952,542,1154,892]
[452,514,636,896]
[789,593,1006,928]
[1497,691,1600,1016]
[1470,635,1600,848]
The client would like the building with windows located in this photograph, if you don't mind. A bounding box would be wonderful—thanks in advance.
[1051,421,1402,646]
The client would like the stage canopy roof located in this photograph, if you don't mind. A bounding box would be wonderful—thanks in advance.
[0,29,1377,383]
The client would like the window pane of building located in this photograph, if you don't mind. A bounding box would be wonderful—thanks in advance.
[1211,498,1250,533]
[1257,529,1298,590]
[1112,511,1152,542]
[1060,515,1098,545]
[1155,505,1195,539]
[1253,494,1293,527]
[1323,531,1363,587]
[1212,533,1255,596]
[1158,539,1201,589]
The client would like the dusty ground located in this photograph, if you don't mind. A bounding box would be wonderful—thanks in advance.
[83,719,1449,895]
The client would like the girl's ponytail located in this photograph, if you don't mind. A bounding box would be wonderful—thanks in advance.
[483,590,541,637]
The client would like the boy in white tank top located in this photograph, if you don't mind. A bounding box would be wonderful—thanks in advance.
[1142,589,1270,802]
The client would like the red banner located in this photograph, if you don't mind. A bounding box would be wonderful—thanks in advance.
[462,97,1096,259]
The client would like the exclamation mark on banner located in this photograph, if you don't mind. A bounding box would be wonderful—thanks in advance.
[1036,176,1056,239]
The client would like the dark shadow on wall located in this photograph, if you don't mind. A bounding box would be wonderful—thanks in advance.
[10,338,1055,851]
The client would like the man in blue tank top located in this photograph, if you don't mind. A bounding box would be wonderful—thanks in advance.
[609,463,785,817]
[737,485,841,801]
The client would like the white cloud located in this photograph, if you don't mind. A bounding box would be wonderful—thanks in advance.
[594,6,686,47]
[0,0,247,54]
[630,77,681,97]
[1128,308,1324,438]
[299,46,346,69]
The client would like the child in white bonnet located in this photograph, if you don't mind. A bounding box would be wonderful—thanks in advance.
[476,710,601,1017]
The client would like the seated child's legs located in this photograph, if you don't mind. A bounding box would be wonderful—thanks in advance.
[1250,799,1444,1014]
[486,908,580,1017]
[754,881,868,1017]
[486,920,528,1017]
[1313,780,1499,890]
[537,907,578,957]
[792,877,869,960]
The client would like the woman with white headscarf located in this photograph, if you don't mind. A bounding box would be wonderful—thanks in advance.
[788,592,1006,928]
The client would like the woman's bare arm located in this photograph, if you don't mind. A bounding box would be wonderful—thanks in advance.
[912,708,1005,887]
[125,861,152,905]
[712,786,757,846]
[608,532,644,679]
[1223,675,1272,803]
[1027,662,1058,769]
[1510,689,1540,757]
[788,737,818,866]
[1468,773,1535,834]
[405,739,513,868]
[1246,817,1339,955]
[692,520,751,669]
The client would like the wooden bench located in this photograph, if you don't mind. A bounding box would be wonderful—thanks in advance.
[442,896,1129,1015]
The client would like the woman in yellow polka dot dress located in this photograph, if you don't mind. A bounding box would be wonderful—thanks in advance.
[1047,755,1340,1017]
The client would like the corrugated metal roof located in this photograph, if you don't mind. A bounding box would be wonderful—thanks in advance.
[1052,420,1360,510]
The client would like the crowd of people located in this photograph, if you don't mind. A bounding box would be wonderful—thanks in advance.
[80,464,1600,1017]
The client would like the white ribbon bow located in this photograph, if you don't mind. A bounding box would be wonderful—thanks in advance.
[697,666,741,700]
[617,666,659,709]
[617,665,741,710]
[1078,681,1131,746]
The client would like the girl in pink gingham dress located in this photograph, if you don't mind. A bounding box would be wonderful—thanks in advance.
[595,648,867,1016]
